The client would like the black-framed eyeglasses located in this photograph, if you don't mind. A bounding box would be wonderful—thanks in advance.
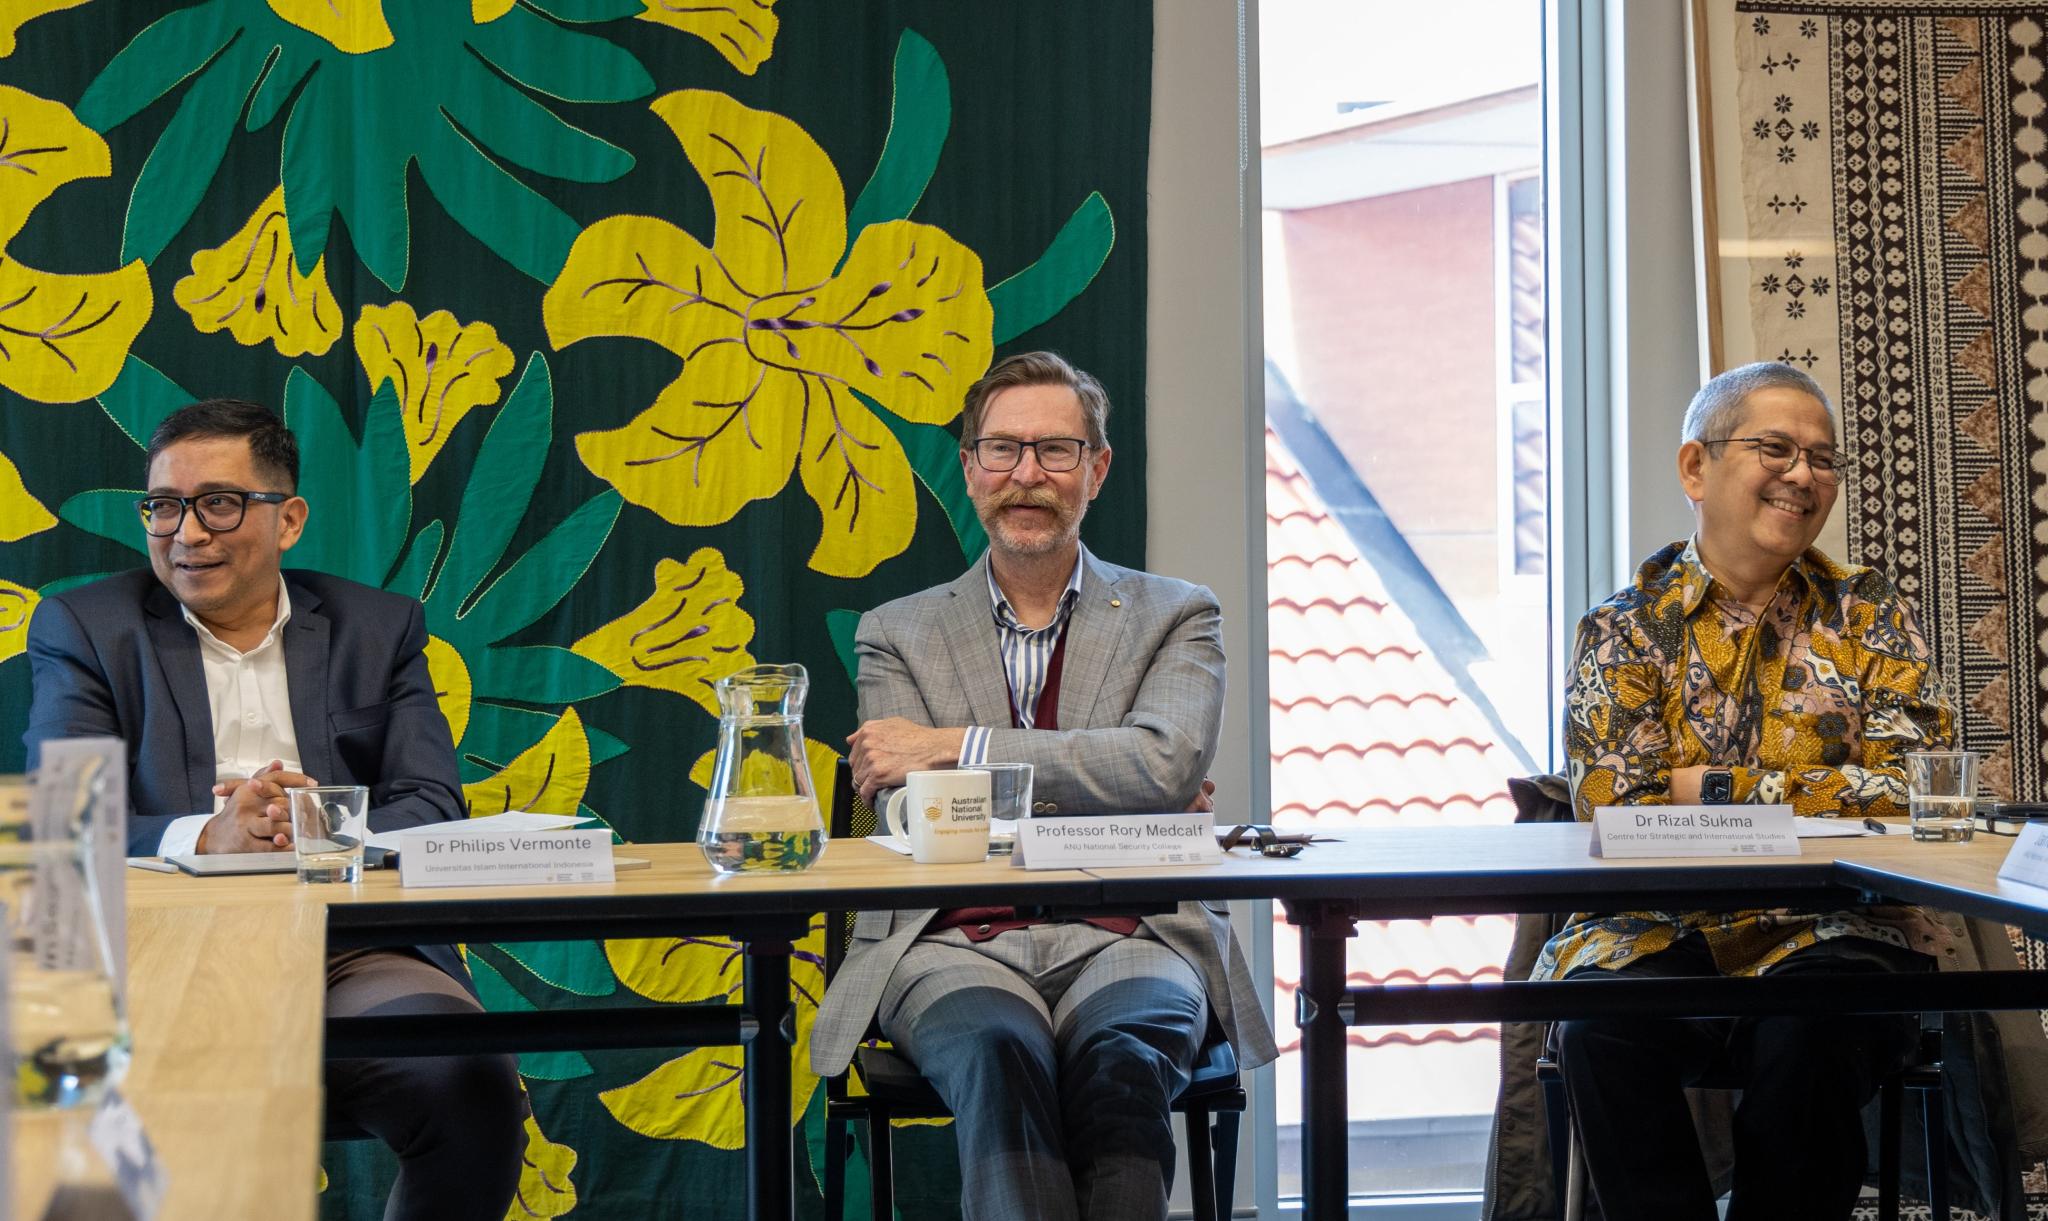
[136,491,291,537]
[1701,435,1840,485]
[969,436,1090,473]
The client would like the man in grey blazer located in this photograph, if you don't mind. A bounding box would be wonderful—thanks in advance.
[24,400,521,1220]
[814,352,1277,1221]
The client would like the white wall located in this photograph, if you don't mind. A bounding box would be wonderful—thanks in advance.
[1605,0,1704,590]
[1147,4,1268,1217]
[1149,1,1261,831]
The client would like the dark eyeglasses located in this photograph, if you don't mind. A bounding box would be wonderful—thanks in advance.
[1701,436,1840,485]
[970,437,1090,473]
[1218,824,1323,859]
[136,491,291,537]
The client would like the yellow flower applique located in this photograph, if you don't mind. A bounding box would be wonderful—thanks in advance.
[356,302,517,483]
[174,185,341,358]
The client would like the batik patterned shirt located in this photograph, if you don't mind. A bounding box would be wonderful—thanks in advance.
[1532,538,1954,981]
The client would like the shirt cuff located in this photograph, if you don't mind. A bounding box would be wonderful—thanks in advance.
[959,727,991,767]
[157,813,212,857]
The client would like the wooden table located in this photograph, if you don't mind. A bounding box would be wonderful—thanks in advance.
[14,890,329,1221]
[87,840,1102,1221]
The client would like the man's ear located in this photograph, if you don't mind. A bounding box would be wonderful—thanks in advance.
[277,496,309,552]
[1677,440,1709,505]
[1086,444,1112,500]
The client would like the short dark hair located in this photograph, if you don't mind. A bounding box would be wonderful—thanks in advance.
[144,399,300,493]
[959,351,1111,450]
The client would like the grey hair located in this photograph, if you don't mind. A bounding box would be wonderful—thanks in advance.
[1680,362,1834,444]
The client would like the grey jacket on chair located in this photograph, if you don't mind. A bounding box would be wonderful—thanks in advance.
[809,549,1279,1076]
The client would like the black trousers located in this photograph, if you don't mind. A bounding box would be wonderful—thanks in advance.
[1554,933,1929,1221]
[325,950,526,1221]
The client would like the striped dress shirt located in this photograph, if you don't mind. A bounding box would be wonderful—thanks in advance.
[958,551,1085,766]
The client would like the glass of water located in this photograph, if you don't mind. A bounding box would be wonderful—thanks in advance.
[289,785,369,882]
[1905,751,1978,843]
[967,763,1034,854]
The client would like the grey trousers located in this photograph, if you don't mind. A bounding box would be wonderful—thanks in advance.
[878,922,1208,1221]
[325,949,526,1221]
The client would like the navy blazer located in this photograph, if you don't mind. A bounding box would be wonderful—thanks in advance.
[23,569,468,981]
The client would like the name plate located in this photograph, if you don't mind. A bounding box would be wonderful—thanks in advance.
[1996,822,2048,890]
[1589,804,1800,859]
[1014,813,1221,871]
[399,828,615,888]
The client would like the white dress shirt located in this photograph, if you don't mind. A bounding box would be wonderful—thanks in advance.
[156,581,303,855]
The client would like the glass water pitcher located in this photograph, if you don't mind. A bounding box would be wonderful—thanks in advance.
[4,747,130,1110]
[698,663,827,873]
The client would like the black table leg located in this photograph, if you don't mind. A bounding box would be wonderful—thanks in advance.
[1292,901,1356,1221]
[745,938,794,1221]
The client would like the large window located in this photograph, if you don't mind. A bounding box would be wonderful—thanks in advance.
[1260,0,1553,1204]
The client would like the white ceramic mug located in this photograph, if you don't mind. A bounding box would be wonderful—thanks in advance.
[885,770,992,863]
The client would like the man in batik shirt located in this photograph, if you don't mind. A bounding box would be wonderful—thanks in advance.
[1539,362,1951,1221]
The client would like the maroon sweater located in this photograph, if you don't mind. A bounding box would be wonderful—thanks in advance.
[928,621,1138,941]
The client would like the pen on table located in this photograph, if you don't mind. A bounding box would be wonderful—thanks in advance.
[1861,818,1892,836]
[127,857,178,873]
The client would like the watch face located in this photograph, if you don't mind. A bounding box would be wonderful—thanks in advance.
[1702,770,1732,803]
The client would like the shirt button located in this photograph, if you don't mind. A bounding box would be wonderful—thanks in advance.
[976,924,992,935]
[244,713,258,724]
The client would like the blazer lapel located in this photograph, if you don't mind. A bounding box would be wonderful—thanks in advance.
[1057,551,1129,730]
[283,580,335,785]
[940,562,1012,727]
[142,585,216,815]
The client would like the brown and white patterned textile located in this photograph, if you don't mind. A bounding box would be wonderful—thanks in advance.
[1726,3,2048,806]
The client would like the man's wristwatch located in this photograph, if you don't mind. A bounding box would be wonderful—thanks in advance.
[1700,768,1735,804]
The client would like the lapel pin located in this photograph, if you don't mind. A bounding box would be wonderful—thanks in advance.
[1110,598,1122,608]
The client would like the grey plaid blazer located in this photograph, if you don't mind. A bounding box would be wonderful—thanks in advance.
[810,549,1279,1076]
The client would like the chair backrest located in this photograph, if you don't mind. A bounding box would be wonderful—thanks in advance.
[829,757,877,841]
[824,757,881,1104]
[823,757,877,988]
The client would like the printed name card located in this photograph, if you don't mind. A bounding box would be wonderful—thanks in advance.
[1995,822,2048,890]
[1589,804,1800,859]
[1014,813,1221,871]
[399,828,615,888]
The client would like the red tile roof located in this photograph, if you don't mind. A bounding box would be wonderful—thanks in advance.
[1266,427,1521,1116]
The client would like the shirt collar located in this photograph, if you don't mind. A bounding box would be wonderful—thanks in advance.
[1665,535,1840,617]
[985,547,1087,632]
[181,578,293,656]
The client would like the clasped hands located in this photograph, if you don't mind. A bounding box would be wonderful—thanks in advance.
[846,717,1217,813]
[198,759,319,854]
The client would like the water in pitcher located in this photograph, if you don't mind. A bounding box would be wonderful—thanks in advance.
[703,795,825,873]
[698,664,828,873]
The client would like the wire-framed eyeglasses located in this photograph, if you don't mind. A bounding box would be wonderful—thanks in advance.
[136,491,291,537]
[1701,435,1840,485]
[969,437,1090,473]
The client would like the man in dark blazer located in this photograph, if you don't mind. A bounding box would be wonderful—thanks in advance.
[816,353,1276,1221]
[24,400,522,1221]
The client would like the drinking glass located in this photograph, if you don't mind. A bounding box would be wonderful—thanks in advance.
[289,786,368,882]
[967,763,1034,854]
[1905,751,1978,843]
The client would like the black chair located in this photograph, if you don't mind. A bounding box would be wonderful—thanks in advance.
[1535,1020,1947,1221]
[819,759,1246,1221]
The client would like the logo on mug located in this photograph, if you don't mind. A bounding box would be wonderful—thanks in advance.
[923,802,943,823]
